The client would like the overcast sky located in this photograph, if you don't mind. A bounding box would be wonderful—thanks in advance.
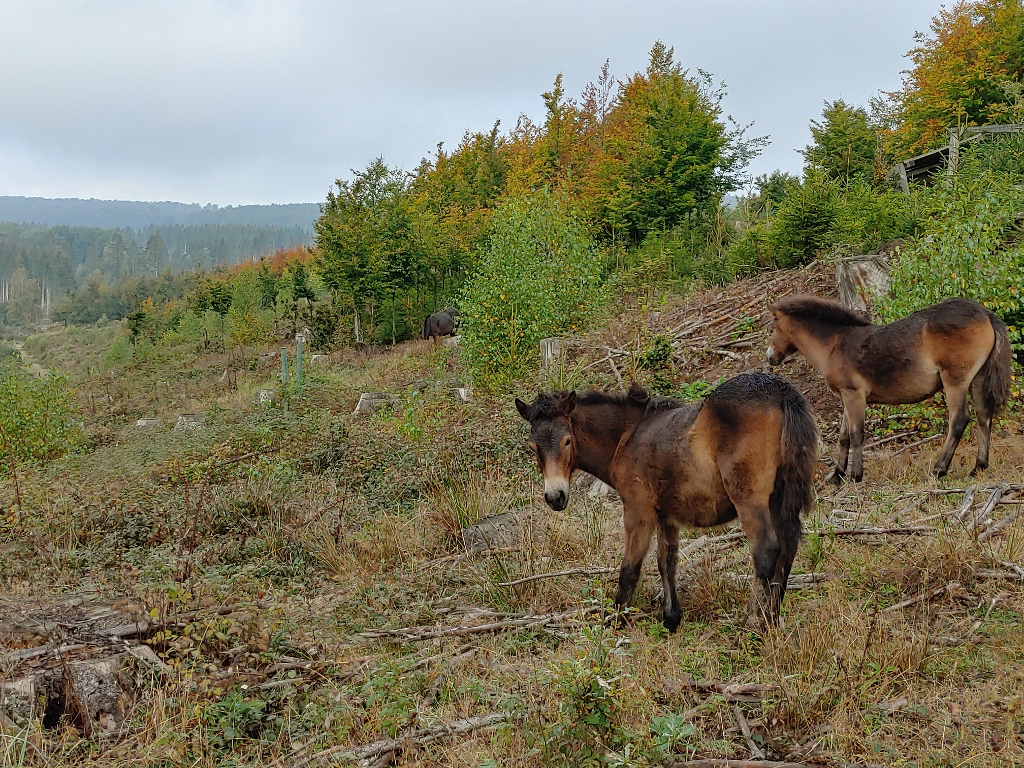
[0,0,939,206]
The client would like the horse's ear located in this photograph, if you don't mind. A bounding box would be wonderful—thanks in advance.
[515,398,532,421]
[564,391,577,414]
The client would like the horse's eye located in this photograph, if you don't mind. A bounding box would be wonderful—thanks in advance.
[563,437,571,448]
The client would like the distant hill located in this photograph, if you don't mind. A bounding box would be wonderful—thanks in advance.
[0,196,321,232]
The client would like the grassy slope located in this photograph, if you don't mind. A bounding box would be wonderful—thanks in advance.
[1,276,1023,767]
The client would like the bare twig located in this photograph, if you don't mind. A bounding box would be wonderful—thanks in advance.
[889,434,942,457]
[733,703,765,759]
[497,566,617,588]
[357,607,597,643]
[293,712,510,767]
[967,483,1010,533]
[669,680,779,702]
[884,582,959,613]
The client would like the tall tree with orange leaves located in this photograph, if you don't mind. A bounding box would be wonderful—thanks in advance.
[884,0,1024,158]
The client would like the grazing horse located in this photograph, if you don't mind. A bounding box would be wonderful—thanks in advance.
[421,307,460,341]
[515,373,817,631]
[766,295,1012,483]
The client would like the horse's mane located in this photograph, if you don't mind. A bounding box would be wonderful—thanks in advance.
[772,295,870,327]
[579,383,684,412]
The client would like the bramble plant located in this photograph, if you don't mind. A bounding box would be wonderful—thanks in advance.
[880,160,1024,354]
[460,190,606,389]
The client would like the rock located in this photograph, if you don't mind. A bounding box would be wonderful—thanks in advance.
[255,389,279,405]
[175,414,205,432]
[134,418,162,428]
[461,507,541,554]
[352,393,401,415]
[310,354,328,364]
[453,387,471,403]
[442,335,460,348]
[259,353,277,367]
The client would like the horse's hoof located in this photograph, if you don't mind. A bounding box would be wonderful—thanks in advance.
[969,463,987,477]
[663,613,681,634]
[933,467,948,479]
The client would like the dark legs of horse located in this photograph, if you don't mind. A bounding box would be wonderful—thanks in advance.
[741,505,781,629]
[969,375,994,475]
[933,381,971,477]
[656,522,681,632]
[839,390,867,482]
[827,410,850,485]
[615,510,655,623]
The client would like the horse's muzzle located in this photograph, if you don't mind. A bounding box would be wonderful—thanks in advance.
[765,346,783,366]
[544,488,568,511]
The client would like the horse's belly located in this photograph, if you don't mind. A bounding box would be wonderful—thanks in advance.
[870,369,941,405]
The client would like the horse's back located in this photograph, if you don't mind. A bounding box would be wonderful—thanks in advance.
[864,298,996,400]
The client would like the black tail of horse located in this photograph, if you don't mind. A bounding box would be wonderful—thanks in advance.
[774,382,818,544]
[421,316,430,340]
[983,311,1013,416]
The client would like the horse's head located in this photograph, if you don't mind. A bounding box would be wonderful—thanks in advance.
[766,305,798,366]
[515,391,577,511]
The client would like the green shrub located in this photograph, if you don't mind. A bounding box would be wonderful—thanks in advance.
[460,190,605,389]
[0,360,83,469]
[880,168,1024,352]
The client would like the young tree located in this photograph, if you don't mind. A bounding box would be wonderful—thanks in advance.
[801,100,877,184]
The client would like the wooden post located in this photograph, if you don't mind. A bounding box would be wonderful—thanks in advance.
[947,127,960,180]
[296,334,304,396]
[281,347,288,384]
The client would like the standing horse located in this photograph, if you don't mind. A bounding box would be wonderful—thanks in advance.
[766,295,1012,483]
[421,308,460,341]
[515,373,817,631]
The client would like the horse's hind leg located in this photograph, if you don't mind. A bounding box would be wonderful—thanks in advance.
[769,510,800,623]
[615,503,656,616]
[656,521,681,632]
[969,375,994,475]
[733,502,780,630]
[933,379,971,477]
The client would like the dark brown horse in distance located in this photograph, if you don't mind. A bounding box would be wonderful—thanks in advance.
[766,295,1012,483]
[516,373,817,631]
[421,307,460,341]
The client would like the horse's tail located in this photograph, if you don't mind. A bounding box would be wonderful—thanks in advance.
[774,382,818,543]
[421,316,430,340]
[982,310,1013,415]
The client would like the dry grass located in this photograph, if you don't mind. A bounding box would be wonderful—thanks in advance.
[2,302,1023,767]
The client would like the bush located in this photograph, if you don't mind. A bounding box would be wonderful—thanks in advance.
[460,190,606,388]
[0,360,83,469]
[880,167,1024,352]
[748,175,923,268]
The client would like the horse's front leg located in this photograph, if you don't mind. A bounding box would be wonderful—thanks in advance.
[826,409,850,485]
[839,390,867,482]
[615,503,656,617]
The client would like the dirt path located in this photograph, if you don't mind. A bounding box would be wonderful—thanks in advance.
[11,338,49,377]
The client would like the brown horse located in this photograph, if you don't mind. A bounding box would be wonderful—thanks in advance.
[515,373,817,631]
[766,295,1012,483]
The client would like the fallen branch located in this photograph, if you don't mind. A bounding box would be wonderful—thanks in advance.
[296,712,510,767]
[357,608,596,643]
[977,499,1022,543]
[497,566,617,588]
[812,525,936,537]
[967,483,1010,533]
[669,760,823,768]
[670,680,779,703]
[863,430,916,451]
[884,582,958,613]
[733,703,765,759]
[889,434,941,457]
